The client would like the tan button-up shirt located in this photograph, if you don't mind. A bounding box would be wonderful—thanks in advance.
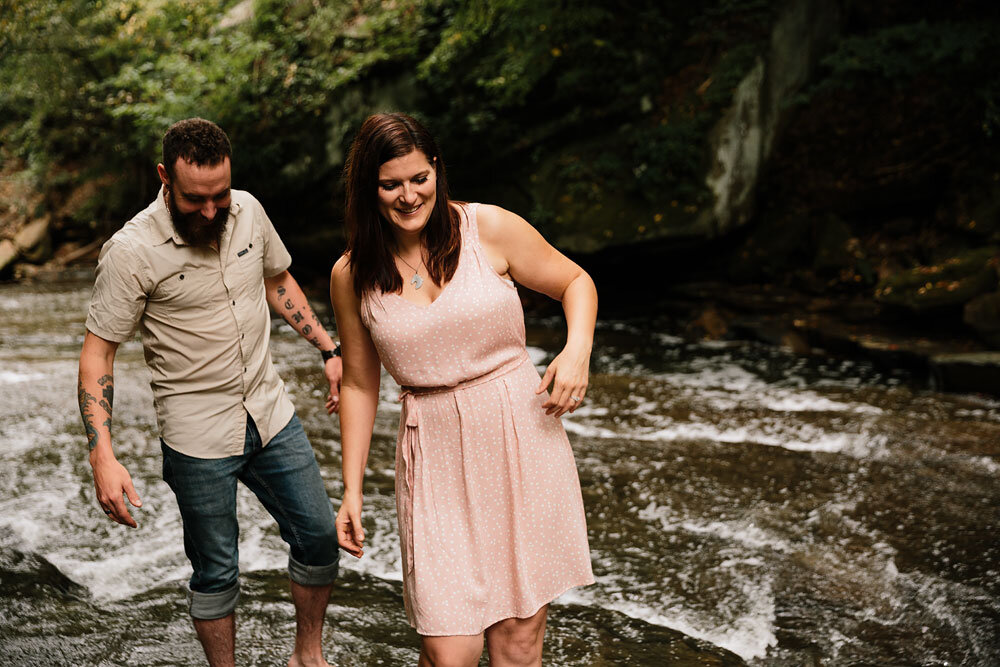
[86,188,295,458]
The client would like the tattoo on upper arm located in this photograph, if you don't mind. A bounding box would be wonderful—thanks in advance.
[284,298,294,310]
[302,324,312,335]
[292,311,304,324]
[277,286,286,296]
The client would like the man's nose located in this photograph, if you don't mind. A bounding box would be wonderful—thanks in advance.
[201,202,217,220]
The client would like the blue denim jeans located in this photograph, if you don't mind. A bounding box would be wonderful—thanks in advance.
[161,413,338,620]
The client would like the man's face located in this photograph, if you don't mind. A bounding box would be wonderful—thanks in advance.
[158,157,232,247]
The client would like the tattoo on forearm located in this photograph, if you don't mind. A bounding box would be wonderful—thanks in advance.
[78,375,113,451]
[276,291,328,349]
[98,374,114,434]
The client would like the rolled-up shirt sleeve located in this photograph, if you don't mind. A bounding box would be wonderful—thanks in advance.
[85,238,150,343]
[256,200,292,277]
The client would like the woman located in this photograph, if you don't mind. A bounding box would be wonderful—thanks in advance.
[330,113,595,666]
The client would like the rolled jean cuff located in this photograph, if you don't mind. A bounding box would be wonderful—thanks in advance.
[288,553,339,587]
[190,581,240,620]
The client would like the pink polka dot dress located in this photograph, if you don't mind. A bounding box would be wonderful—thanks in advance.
[360,203,594,636]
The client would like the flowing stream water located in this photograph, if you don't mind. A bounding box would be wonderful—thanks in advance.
[1,275,998,665]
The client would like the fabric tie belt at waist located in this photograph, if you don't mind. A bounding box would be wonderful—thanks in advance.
[396,351,530,575]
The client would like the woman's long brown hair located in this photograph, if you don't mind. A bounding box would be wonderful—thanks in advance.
[343,113,461,297]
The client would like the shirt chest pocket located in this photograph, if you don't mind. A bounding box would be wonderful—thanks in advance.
[231,239,265,299]
[150,266,228,316]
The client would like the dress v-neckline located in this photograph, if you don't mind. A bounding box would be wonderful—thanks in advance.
[391,244,461,308]
[392,276,452,308]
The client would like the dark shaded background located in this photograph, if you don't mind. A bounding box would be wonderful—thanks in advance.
[2,0,1000,364]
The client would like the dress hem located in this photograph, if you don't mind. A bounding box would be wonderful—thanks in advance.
[409,575,596,637]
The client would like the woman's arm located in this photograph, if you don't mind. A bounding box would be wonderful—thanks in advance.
[477,204,598,417]
[330,255,383,557]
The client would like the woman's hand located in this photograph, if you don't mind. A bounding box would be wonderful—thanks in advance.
[536,343,591,417]
[336,491,366,558]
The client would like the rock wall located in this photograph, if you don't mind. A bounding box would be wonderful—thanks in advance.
[702,0,840,237]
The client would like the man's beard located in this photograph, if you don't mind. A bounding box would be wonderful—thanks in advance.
[164,186,229,247]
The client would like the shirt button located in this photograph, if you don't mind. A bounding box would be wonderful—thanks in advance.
[232,300,236,305]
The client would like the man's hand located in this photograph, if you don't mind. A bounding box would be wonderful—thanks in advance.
[91,452,142,528]
[324,355,343,414]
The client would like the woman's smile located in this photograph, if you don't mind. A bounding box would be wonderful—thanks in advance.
[377,149,437,234]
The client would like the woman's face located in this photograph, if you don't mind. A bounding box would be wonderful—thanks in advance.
[377,149,437,237]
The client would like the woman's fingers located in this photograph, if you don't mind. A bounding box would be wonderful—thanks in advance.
[536,363,555,395]
[545,374,587,417]
[336,506,364,557]
[337,522,363,557]
[567,386,587,414]
[552,379,588,417]
[539,351,591,416]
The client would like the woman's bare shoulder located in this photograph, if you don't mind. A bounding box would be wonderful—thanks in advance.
[475,203,523,242]
[330,253,354,289]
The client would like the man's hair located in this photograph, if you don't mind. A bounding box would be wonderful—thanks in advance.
[161,118,232,177]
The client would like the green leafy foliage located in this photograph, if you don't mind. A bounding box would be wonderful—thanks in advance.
[0,0,778,234]
[804,19,1000,139]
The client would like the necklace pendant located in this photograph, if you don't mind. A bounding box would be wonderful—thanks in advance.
[411,273,424,289]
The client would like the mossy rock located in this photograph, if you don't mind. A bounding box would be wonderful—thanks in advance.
[525,138,707,253]
[874,247,999,312]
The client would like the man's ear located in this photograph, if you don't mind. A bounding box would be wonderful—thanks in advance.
[156,163,171,187]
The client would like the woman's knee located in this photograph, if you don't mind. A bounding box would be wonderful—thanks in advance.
[489,633,542,666]
[419,634,484,667]
[486,611,547,666]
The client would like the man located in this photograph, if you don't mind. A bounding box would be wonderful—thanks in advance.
[78,118,342,667]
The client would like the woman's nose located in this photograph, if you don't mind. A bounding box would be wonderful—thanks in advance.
[400,183,418,204]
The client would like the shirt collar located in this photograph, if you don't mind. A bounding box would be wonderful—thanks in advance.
[149,185,242,246]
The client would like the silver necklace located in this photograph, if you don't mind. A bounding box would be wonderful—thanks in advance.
[396,253,425,289]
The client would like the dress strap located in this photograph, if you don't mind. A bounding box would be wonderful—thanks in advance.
[459,202,491,268]
[462,201,481,242]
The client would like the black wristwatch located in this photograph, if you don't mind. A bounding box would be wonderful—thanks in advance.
[321,343,341,362]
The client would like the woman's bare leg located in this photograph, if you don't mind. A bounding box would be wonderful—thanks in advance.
[419,633,485,667]
[484,605,548,667]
